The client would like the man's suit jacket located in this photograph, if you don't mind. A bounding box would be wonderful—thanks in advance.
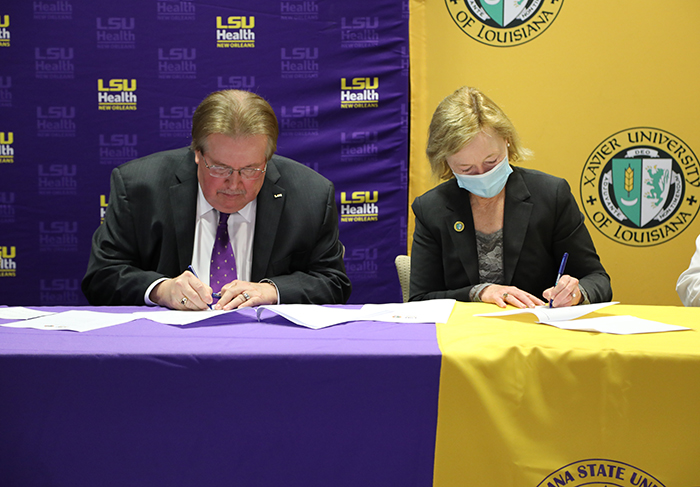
[409,166,612,303]
[82,148,352,305]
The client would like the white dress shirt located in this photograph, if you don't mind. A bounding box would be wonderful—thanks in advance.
[677,234,700,307]
[144,184,257,304]
[191,186,256,286]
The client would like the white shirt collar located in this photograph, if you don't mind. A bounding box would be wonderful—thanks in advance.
[196,183,257,221]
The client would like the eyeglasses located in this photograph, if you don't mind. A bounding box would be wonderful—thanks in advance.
[201,153,267,180]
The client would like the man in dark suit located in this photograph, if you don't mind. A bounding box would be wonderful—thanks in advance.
[82,90,351,310]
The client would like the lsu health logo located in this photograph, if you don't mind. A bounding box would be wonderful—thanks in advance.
[581,127,700,247]
[281,47,318,79]
[279,104,319,137]
[340,17,378,48]
[38,164,77,195]
[344,246,378,278]
[37,106,76,137]
[0,245,16,277]
[158,48,196,79]
[40,278,81,304]
[0,15,10,47]
[537,459,665,487]
[99,134,137,165]
[34,1,73,20]
[280,1,318,21]
[100,194,108,224]
[341,130,379,162]
[340,190,379,222]
[157,0,195,21]
[0,131,13,163]
[446,0,564,47]
[35,47,74,79]
[39,221,78,252]
[0,75,11,107]
[96,17,135,49]
[340,77,379,109]
[98,79,137,111]
[0,191,15,224]
[217,75,256,91]
[159,106,195,138]
[216,16,255,48]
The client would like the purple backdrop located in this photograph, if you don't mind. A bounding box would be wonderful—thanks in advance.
[0,0,409,305]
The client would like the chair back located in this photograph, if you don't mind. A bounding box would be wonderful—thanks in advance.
[394,255,411,303]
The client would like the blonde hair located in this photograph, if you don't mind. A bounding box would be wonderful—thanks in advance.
[426,86,532,180]
[191,90,279,161]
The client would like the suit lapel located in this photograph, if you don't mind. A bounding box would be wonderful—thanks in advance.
[251,159,284,281]
[444,182,481,285]
[170,150,198,272]
[503,169,532,285]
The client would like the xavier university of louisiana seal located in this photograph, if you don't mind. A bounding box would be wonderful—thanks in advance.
[445,0,564,47]
[580,127,700,247]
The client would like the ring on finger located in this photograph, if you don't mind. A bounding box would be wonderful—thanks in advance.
[242,291,251,301]
[180,296,188,306]
[502,292,509,300]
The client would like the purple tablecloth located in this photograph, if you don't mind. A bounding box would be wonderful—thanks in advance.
[0,306,441,487]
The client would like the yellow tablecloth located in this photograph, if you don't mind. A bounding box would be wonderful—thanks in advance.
[434,303,700,486]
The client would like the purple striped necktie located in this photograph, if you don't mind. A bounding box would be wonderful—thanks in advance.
[210,211,237,292]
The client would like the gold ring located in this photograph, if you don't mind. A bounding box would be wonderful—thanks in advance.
[180,297,188,306]
[502,293,509,299]
[242,291,251,301]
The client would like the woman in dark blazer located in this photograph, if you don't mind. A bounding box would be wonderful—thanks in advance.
[410,87,612,308]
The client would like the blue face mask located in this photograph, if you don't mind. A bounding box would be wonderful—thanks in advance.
[452,154,513,198]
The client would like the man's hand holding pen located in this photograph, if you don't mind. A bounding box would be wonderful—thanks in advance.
[149,265,278,311]
[150,268,215,310]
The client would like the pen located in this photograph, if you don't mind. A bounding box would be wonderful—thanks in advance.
[549,252,569,308]
[187,265,220,304]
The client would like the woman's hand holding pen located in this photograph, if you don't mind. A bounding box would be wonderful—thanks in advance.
[150,269,214,310]
[542,274,582,308]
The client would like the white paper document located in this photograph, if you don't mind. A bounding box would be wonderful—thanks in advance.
[256,304,360,329]
[474,301,690,334]
[475,302,619,322]
[0,299,454,332]
[0,306,56,321]
[359,299,456,323]
[540,315,690,335]
[0,310,137,332]
[256,300,456,329]
[131,309,236,325]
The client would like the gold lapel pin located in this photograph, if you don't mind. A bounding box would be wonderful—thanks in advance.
[274,193,283,198]
[454,221,465,232]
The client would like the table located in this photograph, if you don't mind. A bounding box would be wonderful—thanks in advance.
[433,303,700,486]
[3,303,700,487]
[0,307,442,487]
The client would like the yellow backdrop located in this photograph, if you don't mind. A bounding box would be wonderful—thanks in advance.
[409,1,700,305]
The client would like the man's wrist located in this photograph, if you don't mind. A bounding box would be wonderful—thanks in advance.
[260,278,280,304]
[145,277,169,306]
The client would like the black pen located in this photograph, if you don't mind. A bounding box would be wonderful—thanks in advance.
[549,252,569,309]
